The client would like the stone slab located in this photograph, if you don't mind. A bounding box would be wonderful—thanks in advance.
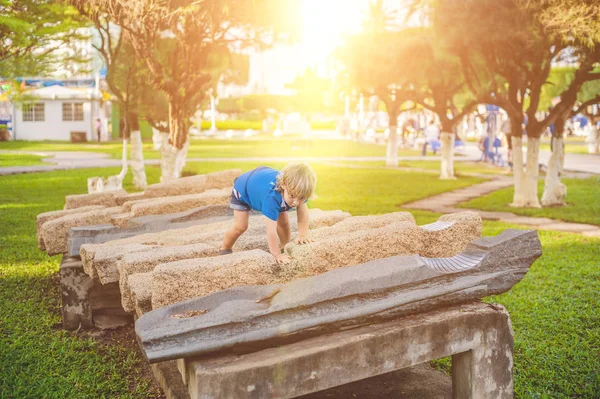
[299,363,451,399]
[66,205,232,256]
[143,169,241,198]
[37,205,105,251]
[136,229,540,362]
[149,212,480,311]
[182,303,513,399]
[64,189,127,209]
[60,256,94,330]
[42,206,123,255]
[119,243,217,313]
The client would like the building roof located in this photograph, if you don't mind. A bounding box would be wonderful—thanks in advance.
[0,85,108,102]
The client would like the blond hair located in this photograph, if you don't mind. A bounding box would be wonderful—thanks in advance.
[276,163,317,200]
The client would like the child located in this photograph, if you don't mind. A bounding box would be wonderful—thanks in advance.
[220,163,317,264]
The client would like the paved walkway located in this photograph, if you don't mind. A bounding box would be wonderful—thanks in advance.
[1,142,599,175]
[403,176,600,237]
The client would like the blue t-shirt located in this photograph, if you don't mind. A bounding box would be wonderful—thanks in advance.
[233,167,292,221]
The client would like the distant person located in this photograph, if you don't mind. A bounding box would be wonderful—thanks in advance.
[95,118,102,142]
[500,118,513,167]
[220,163,317,264]
[422,120,440,156]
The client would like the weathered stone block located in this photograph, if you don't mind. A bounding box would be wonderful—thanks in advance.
[129,272,154,316]
[151,249,275,309]
[42,206,123,255]
[37,205,105,250]
[60,256,94,330]
[81,243,158,282]
[66,205,233,257]
[119,243,216,313]
[131,188,231,217]
[143,169,241,198]
[182,303,513,399]
[136,229,540,362]
[64,189,127,210]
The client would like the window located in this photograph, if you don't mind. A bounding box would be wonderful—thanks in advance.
[23,103,45,122]
[62,103,72,121]
[62,102,84,121]
[73,103,83,121]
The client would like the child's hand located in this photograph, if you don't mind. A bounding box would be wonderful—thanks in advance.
[295,235,313,244]
[275,253,292,264]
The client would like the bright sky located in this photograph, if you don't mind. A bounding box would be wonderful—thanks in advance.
[299,0,370,65]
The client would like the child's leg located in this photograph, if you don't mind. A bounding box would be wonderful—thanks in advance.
[277,212,291,250]
[221,210,250,251]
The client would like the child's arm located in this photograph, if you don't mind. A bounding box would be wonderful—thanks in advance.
[295,202,312,244]
[266,218,291,264]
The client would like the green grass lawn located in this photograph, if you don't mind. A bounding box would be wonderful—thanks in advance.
[459,176,600,225]
[0,138,433,164]
[0,165,597,398]
[0,153,45,167]
[539,142,596,154]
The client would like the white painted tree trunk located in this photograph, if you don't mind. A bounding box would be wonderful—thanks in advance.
[512,136,541,208]
[511,136,527,207]
[439,132,455,179]
[129,130,147,190]
[386,125,399,166]
[160,133,191,182]
[541,137,567,206]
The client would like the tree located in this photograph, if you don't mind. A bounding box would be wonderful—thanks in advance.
[73,0,299,180]
[0,1,88,78]
[337,0,425,167]
[434,0,600,207]
[395,28,478,179]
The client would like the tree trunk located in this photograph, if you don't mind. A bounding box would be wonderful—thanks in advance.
[542,117,566,207]
[523,137,542,208]
[511,136,527,207]
[541,137,566,206]
[386,124,399,166]
[439,132,455,179]
[512,136,541,208]
[160,132,191,182]
[168,99,189,149]
[129,130,147,190]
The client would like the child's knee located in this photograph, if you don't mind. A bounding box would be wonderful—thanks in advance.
[233,222,248,235]
[277,213,290,229]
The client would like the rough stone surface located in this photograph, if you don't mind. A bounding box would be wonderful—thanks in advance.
[182,303,513,399]
[299,363,451,399]
[419,212,482,258]
[150,212,480,310]
[127,188,231,219]
[81,243,157,281]
[143,169,241,198]
[60,256,94,330]
[137,229,541,362]
[37,205,105,250]
[114,192,147,206]
[119,243,216,313]
[151,249,275,309]
[64,189,127,210]
[66,205,232,256]
[41,206,123,255]
[129,272,154,316]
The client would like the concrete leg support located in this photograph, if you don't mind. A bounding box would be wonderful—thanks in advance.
[60,255,132,330]
[181,302,513,399]
[60,256,94,330]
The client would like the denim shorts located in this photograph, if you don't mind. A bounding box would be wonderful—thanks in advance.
[230,188,251,212]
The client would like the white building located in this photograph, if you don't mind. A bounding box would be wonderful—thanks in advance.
[8,85,103,141]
